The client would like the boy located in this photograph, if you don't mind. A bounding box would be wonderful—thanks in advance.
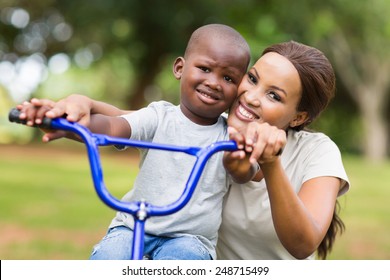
[18,23,250,260]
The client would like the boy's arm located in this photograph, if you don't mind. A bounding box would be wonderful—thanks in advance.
[89,113,132,138]
[58,95,133,138]
[44,113,131,143]
[90,99,132,116]
[44,94,131,123]
[17,94,133,141]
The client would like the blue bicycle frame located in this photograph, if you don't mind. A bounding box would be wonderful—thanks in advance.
[9,108,237,260]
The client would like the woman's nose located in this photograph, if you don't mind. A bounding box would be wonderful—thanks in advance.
[244,89,261,107]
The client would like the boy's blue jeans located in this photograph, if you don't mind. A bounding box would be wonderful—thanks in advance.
[89,226,212,260]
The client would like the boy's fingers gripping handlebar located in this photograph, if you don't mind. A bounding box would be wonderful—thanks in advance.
[9,108,54,129]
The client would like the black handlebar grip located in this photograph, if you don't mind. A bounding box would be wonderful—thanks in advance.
[8,108,53,129]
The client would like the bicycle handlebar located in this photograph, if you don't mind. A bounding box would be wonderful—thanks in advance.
[8,108,238,218]
[8,107,53,128]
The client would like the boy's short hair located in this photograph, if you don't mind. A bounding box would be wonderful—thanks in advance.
[184,23,250,62]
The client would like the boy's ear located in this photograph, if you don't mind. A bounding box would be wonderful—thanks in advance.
[173,57,185,80]
[290,111,309,128]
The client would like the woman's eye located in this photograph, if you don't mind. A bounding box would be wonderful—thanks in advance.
[247,72,257,84]
[269,91,282,102]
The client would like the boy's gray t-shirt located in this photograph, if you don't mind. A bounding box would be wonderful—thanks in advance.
[109,101,229,258]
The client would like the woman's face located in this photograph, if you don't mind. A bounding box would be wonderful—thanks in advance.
[228,52,307,133]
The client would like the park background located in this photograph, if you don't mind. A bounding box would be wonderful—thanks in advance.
[0,0,389,259]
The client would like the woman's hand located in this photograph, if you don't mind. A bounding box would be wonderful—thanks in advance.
[223,127,258,183]
[243,122,287,165]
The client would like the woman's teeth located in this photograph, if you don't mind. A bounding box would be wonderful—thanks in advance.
[238,105,256,120]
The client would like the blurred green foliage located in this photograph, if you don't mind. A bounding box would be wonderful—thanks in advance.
[0,0,389,158]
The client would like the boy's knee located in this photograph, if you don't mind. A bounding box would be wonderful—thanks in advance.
[89,226,134,260]
[153,236,212,260]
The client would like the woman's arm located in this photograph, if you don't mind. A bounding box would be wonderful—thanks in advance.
[260,159,340,259]
[241,122,341,259]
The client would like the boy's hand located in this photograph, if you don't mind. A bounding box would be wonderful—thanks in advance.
[223,127,254,183]
[44,94,93,126]
[16,94,93,142]
[226,126,246,159]
[42,94,94,141]
[16,98,66,142]
[16,98,55,126]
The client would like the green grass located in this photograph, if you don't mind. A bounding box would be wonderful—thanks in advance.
[0,143,138,259]
[328,155,390,259]
[0,144,389,259]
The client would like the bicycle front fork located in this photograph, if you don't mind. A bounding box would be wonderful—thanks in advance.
[131,201,148,260]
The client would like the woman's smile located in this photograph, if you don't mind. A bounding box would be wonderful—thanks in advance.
[235,101,260,121]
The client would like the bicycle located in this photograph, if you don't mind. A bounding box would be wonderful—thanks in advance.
[8,108,238,260]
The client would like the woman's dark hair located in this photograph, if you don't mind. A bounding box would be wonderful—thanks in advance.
[263,41,343,259]
[262,41,336,131]
[317,201,345,259]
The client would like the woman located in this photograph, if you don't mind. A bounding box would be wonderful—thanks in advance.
[218,41,349,260]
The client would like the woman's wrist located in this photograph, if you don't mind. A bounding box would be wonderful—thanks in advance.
[259,157,281,174]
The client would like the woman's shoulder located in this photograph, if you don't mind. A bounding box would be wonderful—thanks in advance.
[288,129,337,148]
[285,129,350,195]
[285,129,343,161]
[289,129,329,140]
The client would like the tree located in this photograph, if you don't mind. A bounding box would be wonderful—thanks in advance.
[327,1,390,161]
[3,0,387,160]
[266,0,390,161]
[315,1,390,161]
[1,0,240,108]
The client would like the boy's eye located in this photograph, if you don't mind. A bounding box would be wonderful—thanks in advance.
[224,76,233,83]
[199,66,210,72]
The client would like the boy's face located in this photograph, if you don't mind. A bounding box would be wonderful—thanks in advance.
[174,37,248,125]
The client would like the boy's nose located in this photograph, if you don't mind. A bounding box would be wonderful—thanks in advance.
[205,76,222,91]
